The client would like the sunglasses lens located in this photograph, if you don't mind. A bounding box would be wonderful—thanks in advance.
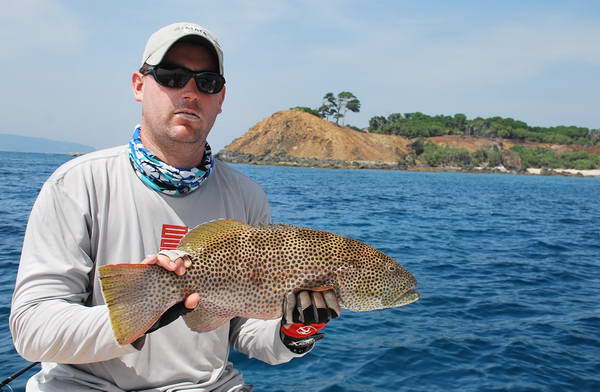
[153,67,192,88]
[195,73,225,94]
[150,66,224,93]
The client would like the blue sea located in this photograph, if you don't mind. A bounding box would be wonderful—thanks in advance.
[1,151,599,392]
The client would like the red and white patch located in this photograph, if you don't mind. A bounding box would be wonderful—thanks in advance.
[159,224,189,250]
[281,322,327,339]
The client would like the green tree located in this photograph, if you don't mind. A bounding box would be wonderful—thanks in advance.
[318,91,361,125]
[410,138,426,155]
[366,111,600,145]
[452,113,467,130]
[387,113,404,123]
[369,116,387,131]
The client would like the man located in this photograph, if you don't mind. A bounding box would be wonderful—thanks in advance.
[10,22,339,392]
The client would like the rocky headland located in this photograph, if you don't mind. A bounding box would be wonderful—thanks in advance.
[217,110,600,177]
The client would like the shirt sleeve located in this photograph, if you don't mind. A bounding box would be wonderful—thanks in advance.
[228,318,311,365]
[9,180,137,364]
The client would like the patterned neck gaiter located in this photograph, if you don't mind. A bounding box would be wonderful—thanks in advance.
[128,125,214,197]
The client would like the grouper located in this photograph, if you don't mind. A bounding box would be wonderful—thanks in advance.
[99,219,420,345]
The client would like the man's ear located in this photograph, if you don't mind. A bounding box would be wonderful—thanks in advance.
[132,72,144,102]
[217,86,226,114]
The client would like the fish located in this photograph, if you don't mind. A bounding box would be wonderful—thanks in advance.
[99,219,420,345]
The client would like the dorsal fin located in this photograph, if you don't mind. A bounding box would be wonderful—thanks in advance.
[253,223,305,231]
[178,219,252,251]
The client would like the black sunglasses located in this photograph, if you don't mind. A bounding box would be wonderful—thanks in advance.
[143,65,226,94]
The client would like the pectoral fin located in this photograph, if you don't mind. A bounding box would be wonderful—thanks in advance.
[182,304,233,332]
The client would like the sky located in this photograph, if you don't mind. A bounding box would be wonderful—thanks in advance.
[2,0,600,152]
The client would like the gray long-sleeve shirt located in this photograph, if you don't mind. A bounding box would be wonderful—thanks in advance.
[10,145,304,391]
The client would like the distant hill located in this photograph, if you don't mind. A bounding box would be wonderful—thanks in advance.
[218,109,411,169]
[0,133,95,154]
[217,109,600,174]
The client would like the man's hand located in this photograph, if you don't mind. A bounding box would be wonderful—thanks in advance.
[280,290,341,354]
[282,290,341,329]
[140,252,200,333]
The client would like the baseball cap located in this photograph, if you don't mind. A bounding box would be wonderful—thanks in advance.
[141,22,224,75]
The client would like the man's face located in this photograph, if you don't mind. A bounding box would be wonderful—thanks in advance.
[132,42,225,149]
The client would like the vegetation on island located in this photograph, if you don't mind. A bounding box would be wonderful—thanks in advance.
[292,106,322,118]
[289,96,600,171]
[292,91,361,126]
[509,146,600,170]
[405,140,600,170]
[294,98,599,146]
[368,112,600,145]
[318,92,361,125]
[374,112,600,170]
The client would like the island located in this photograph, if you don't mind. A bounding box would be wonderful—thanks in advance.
[216,109,600,177]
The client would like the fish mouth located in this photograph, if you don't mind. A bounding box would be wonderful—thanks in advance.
[386,288,420,307]
[401,289,420,304]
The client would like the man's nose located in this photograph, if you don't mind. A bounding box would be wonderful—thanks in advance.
[180,77,202,98]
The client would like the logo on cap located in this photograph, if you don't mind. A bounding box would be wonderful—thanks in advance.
[174,25,207,37]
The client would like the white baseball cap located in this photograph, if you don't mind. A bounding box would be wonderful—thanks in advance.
[141,22,224,75]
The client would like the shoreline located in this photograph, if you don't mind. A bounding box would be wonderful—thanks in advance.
[216,151,600,178]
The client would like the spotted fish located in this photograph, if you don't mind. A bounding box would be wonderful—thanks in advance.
[99,219,420,345]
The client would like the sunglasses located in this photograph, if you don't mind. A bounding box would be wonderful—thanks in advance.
[143,65,226,94]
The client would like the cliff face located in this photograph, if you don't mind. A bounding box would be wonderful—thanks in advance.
[221,110,411,165]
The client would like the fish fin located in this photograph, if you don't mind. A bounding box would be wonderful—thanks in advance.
[99,264,182,345]
[178,219,252,251]
[182,303,233,332]
[252,223,304,231]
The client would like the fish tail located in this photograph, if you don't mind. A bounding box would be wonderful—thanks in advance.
[99,264,182,345]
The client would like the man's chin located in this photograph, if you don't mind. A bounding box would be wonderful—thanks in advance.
[167,125,207,145]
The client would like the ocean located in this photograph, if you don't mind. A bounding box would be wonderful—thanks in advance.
[1,151,599,392]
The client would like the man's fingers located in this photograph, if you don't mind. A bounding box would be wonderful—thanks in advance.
[283,289,341,325]
[140,254,159,265]
[158,254,181,273]
[284,292,296,327]
[140,254,189,275]
[297,291,311,309]
[311,291,326,308]
[173,258,186,275]
[171,255,191,275]
[141,254,177,271]
[184,293,201,309]
[310,291,329,323]
[299,291,325,324]
[297,291,312,323]
[323,290,341,318]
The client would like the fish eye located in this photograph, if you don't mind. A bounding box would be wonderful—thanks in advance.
[388,266,397,271]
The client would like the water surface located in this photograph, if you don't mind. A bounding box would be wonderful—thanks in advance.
[1,152,598,391]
